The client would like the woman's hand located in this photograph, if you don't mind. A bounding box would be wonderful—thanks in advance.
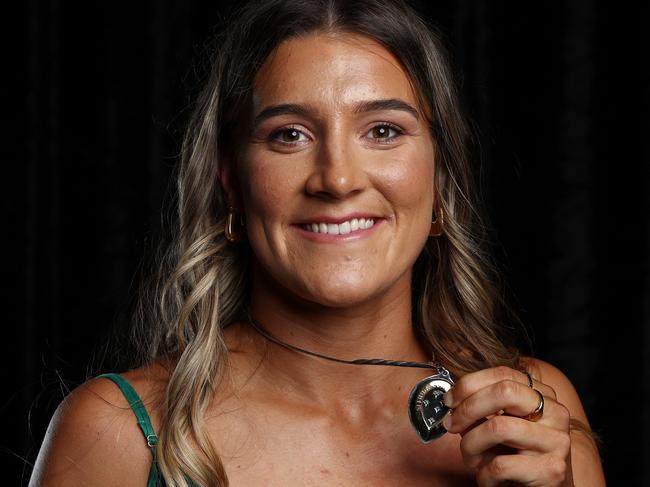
[442,365,574,486]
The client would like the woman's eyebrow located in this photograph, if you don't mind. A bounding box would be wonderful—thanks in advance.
[352,99,420,120]
[252,98,419,129]
[253,103,313,129]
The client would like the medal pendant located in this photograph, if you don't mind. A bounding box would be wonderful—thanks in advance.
[408,365,454,443]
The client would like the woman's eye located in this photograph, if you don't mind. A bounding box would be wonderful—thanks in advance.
[367,124,402,142]
[270,127,309,145]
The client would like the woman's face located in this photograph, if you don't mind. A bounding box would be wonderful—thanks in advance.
[234,32,435,308]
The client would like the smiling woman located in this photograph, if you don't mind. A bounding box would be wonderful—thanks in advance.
[240,33,435,308]
[30,1,605,486]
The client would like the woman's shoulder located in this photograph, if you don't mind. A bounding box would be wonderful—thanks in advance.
[519,356,589,421]
[29,361,170,487]
[520,356,604,484]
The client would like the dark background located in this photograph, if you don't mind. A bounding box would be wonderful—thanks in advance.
[4,1,649,485]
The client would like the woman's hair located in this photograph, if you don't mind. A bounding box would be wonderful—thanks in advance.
[135,0,523,485]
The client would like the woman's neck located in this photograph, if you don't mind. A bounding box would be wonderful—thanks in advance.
[225,272,433,419]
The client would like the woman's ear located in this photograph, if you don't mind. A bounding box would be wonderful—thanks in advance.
[217,153,243,211]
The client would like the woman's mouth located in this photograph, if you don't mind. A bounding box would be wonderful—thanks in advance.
[300,218,375,235]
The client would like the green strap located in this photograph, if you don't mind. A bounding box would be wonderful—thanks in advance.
[99,373,202,487]
[98,373,161,487]
[99,373,159,450]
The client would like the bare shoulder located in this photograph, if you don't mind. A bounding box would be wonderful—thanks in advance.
[520,357,590,423]
[521,356,606,486]
[29,362,170,487]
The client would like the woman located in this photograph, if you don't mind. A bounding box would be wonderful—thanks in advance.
[30,0,605,485]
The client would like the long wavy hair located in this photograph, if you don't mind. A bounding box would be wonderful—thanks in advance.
[135,1,525,485]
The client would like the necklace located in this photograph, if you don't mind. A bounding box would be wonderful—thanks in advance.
[248,318,455,443]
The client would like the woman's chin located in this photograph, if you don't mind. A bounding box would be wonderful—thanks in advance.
[294,276,403,310]
[304,290,372,309]
[253,260,411,311]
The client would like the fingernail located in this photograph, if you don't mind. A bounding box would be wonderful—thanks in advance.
[442,412,453,430]
[443,391,454,407]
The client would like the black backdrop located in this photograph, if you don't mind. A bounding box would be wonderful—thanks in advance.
[5,1,649,485]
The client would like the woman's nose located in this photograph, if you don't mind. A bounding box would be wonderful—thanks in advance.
[304,138,369,199]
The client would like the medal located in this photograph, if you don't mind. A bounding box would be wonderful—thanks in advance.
[408,364,454,442]
[248,318,455,442]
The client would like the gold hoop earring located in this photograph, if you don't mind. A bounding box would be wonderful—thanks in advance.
[429,207,444,237]
[225,206,245,243]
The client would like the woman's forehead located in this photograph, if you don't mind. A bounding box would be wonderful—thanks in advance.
[251,32,421,116]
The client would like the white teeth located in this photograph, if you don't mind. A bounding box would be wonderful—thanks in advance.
[303,218,375,234]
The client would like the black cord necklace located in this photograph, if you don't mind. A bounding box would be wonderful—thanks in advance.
[248,318,455,443]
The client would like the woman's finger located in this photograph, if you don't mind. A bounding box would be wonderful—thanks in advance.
[474,453,570,487]
[443,381,567,434]
[459,415,571,468]
[444,366,556,410]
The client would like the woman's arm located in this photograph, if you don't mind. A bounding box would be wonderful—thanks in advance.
[29,377,153,487]
[532,358,605,486]
[442,358,605,486]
